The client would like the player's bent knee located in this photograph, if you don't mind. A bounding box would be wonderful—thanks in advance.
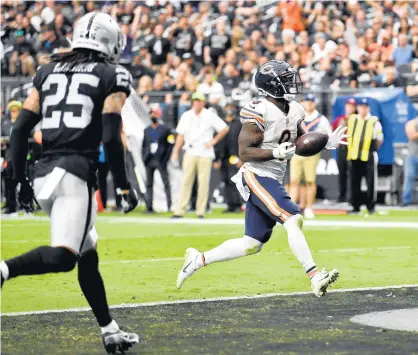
[243,235,263,255]
[49,246,77,272]
[78,249,99,271]
[283,214,304,231]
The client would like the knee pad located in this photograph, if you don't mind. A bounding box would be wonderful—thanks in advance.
[44,246,77,272]
[78,249,99,272]
[243,235,263,255]
[284,214,304,231]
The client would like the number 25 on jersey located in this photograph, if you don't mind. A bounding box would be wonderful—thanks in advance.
[41,73,100,130]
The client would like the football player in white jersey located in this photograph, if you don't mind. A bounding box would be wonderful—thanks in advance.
[176,60,348,297]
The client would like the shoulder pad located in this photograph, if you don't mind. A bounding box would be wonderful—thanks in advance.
[241,99,267,116]
[240,99,266,130]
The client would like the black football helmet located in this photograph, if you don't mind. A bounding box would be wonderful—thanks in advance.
[255,60,303,101]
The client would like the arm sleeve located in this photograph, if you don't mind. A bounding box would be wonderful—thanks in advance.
[240,105,265,132]
[102,113,130,190]
[10,109,42,182]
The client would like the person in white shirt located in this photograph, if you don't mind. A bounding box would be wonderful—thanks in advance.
[171,92,229,218]
[289,94,331,219]
[196,71,225,106]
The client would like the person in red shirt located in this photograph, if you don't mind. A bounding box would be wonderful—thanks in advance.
[332,98,356,202]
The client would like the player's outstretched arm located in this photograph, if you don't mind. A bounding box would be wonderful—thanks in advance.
[102,92,138,213]
[238,122,274,162]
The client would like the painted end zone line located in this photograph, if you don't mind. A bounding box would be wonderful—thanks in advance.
[3,284,417,317]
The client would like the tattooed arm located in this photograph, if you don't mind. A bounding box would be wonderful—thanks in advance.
[238,122,274,162]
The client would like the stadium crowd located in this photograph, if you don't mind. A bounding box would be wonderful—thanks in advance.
[2,0,418,109]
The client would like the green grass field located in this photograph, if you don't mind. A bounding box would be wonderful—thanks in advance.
[2,209,418,314]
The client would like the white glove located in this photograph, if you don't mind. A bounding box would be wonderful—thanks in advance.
[273,142,296,160]
[326,126,349,149]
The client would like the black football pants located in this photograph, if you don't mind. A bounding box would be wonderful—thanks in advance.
[350,153,377,212]
[337,145,348,201]
[145,161,171,211]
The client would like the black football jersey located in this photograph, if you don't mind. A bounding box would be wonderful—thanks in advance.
[32,61,132,182]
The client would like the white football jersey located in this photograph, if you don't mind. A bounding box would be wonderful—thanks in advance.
[239,98,306,182]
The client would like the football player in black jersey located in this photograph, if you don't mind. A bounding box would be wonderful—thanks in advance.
[1,12,139,354]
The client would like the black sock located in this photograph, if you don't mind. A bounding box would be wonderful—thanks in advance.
[6,246,76,279]
[78,249,112,327]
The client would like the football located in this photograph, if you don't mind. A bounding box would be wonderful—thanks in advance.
[295,131,328,157]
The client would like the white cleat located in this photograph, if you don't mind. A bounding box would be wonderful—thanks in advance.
[311,268,339,297]
[304,208,315,219]
[176,248,201,289]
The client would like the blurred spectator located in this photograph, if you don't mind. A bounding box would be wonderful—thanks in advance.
[147,24,171,66]
[376,66,406,88]
[171,16,195,59]
[142,106,173,213]
[402,118,418,206]
[218,64,240,91]
[392,34,415,67]
[312,32,337,62]
[38,22,70,57]
[8,29,36,76]
[278,0,304,33]
[197,71,225,105]
[332,59,358,89]
[204,20,231,67]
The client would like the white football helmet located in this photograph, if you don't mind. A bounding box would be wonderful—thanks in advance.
[72,12,124,64]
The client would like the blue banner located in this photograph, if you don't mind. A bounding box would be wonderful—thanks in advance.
[332,88,416,165]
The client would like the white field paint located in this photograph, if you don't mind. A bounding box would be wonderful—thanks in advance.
[2,284,417,317]
[2,215,418,229]
[351,308,418,332]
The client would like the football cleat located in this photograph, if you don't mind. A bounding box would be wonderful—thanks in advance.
[102,329,139,354]
[176,248,201,289]
[311,268,339,297]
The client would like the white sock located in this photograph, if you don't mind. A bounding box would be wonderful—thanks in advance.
[101,320,119,334]
[283,215,317,278]
[0,261,9,280]
[200,236,262,266]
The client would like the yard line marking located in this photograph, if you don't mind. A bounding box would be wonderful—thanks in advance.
[100,257,183,265]
[98,246,412,265]
[2,284,417,317]
[2,216,418,229]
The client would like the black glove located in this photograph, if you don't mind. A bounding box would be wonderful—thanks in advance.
[117,188,138,214]
[17,178,35,213]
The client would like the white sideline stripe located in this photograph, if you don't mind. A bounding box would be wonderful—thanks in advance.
[98,246,413,266]
[2,216,418,229]
[3,284,417,317]
[1,231,241,244]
